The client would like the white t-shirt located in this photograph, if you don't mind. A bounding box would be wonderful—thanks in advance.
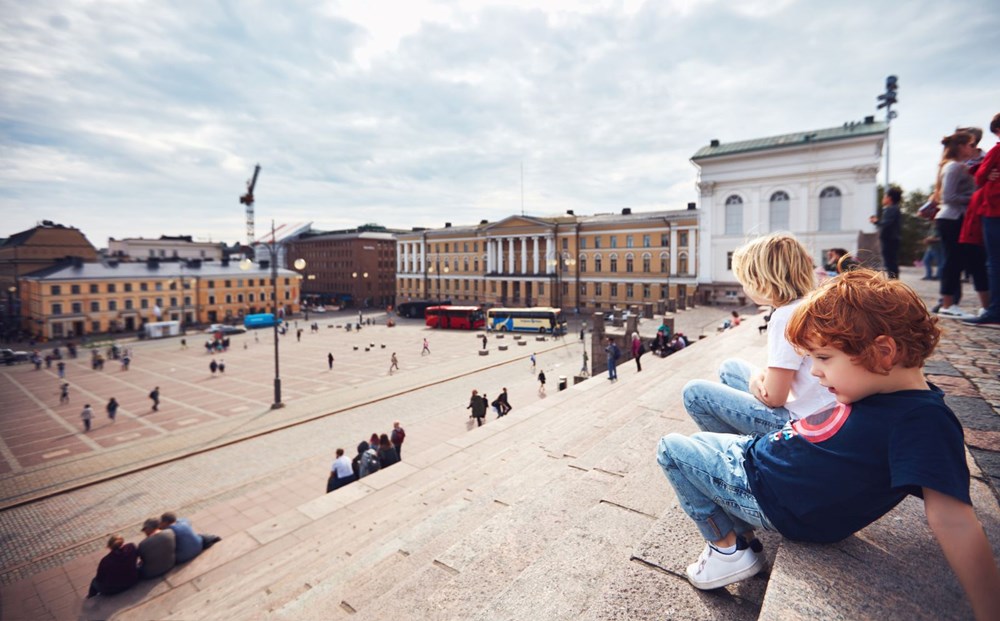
[332,455,353,478]
[767,299,837,419]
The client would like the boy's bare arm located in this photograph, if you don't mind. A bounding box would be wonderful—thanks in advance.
[923,487,1000,621]
[750,367,795,408]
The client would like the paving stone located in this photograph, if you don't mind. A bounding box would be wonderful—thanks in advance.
[945,395,1000,432]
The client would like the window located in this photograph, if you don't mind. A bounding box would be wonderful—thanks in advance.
[660,234,669,247]
[579,256,587,273]
[208,295,215,305]
[90,301,100,312]
[580,283,587,297]
[562,238,568,249]
[595,282,603,296]
[51,285,62,295]
[660,252,669,274]
[155,282,163,291]
[769,191,790,231]
[625,253,634,273]
[819,187,842,232]
[206,281,214,289]
[108,283,116,293]
[679,252,689,275]
[725,195,743,235]
[141,299,149,309]
[463,242,468,252]
[124,283,132,292]
[727,251,734,271]
[610,236,618,249]
[562,282,569,295]
[52,302,63,315]
[610,283,618,297]
[140,283,148,291]
[224,280,232,288]
[72,302,82,313]
[71,284,80,294]
[643,235,650,248]
[155,298,163,308]
[594,255,603,272]
[643,284,651,298]
[89,284,99,293]
[124,299,133,310]
[168,281,177,291]
[626,283,634,298]
[444,243,449,253]
[537,282,544,295]
[626,235,634,248]
[579,238,587,249]
[92,321,101,332]
[642,253,651,273]
[679,231,689,247]
[594,237,602,249]
[237,293,244,303]
[609,254,618,273]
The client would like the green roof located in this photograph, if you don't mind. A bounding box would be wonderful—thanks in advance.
[692,119,888,160]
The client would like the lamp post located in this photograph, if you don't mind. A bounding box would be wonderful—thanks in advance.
[428,259,448,303]
[240,222,284,410]
[548,253,576,310]
[352,271,369,308]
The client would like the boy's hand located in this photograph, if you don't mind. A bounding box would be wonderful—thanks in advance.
[924,487,1000,620]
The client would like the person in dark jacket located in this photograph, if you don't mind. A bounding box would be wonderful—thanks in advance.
[88,535,139,597]
[467,389,487,426]
[377,433,399,467]
[871,186,902,278]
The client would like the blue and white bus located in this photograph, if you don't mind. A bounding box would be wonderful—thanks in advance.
[485,307,566,335]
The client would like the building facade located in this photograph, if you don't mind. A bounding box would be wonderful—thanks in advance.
[286,231,397,309]
[691,117,886,303]
[396,208,700,313]
[18,259,301,340]
[106,235,226,262]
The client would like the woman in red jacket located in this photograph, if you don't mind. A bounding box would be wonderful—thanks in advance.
[964,113,1000,326]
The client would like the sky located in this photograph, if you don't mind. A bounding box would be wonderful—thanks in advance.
[2,0,998,248]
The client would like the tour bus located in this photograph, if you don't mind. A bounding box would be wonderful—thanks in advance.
[243,313,280,329]
[397,299,452,319]
[486,307,567,335]
[425,306,486,330]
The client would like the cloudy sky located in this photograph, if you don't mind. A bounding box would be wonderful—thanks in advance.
[2,0,997,248]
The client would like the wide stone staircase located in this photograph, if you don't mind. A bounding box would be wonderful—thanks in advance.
[74,318,1000,621]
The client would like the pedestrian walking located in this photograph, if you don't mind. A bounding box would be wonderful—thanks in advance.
[59,382,70,404]
[327,352,334,370]
[57,361,66,379]
[149,387,160,412]
[218,359,225,374]
[107,397,119,422]
[605,338,620,380]
[391,421,406,459]
[296,328,302,342]
[537,370,547,394]
[209,359,218,375]
[121,354,130,371]
[497,387,512,416]
[81,404,94,432]
[480,334,488,350]
[389,352,399,374]
[467,389,487,427]
[421,338,430,355]
[181,338,187,350]
[530,353,537,373]
[581,350,590,376]
[631,332,644,372]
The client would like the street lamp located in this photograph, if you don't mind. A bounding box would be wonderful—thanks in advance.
[352,271,369,309]
[548,253,576,309]
[427,260,448,303]
[240,222,284,410]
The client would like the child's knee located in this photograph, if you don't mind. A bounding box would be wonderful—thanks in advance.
[682,379,717,410]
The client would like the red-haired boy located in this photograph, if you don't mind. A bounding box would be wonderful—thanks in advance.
[656,269,1000,620]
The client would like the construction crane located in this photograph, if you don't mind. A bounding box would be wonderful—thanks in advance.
[239,164,261,246]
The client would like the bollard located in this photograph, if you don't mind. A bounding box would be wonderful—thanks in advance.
[518,341,527,346]
[558,376,567,391]
[498,345,509,351]
[478,350,489,356]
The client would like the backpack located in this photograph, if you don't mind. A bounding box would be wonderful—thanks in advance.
[612,344,621,361]
[362,449,381,474]
[391,427,405,444]
[638,341,646,355]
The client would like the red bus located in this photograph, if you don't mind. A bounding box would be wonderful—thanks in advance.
[425,306,486,330]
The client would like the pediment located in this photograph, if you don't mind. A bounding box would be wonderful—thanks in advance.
[483,215,555,234]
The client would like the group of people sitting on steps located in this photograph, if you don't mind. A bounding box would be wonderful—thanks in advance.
[87,512,221,598]
[655,231,1000,619]
[327,422,406,492]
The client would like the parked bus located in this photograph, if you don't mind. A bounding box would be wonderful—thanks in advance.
[486,307,566,334]
[425,306,486,330]
[243,313,280,329]
[397,299,452,319]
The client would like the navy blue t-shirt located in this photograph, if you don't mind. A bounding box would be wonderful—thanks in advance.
[744,387,969,543]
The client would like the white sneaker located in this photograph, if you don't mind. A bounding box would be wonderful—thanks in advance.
[937,306,974,319]
[686,541,764,590]
[977,307,987,318]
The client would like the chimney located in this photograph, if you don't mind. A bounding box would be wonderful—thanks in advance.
[687,202,697,210]
[864,115,875,124]
[621,208,632,215]
[566,210,574,215]
[710,139,720,147]
[147,257,160,268]
[444,222,452,228]
[480,219,488,225]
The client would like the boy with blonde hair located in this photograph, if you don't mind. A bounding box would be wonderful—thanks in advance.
[657,269,999,619]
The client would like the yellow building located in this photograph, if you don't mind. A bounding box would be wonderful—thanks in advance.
[18,258,300,340]
[396,207,700,313]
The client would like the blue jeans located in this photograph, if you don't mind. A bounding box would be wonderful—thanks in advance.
[923,243,941,279]
[656,432,775,542]
[983,216,1000,319]
[683,359,791,436]
[607,358,617,379]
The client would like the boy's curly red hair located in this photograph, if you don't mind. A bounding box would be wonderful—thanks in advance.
[786,269,940,374]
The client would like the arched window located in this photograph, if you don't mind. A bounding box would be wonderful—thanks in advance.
[819,187,841,232]
[725,195,743,235]
[463,257,470,271]
[769,191,790,232]
[659,252,670,274]
[642,253,651,273]
[578,254,587,273]
[594,254,603,273]
[609,253,618,273]
[678,252,689,275]
[625,253,634,273]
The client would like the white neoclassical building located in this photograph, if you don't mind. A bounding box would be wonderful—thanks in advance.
[691,116,886,303]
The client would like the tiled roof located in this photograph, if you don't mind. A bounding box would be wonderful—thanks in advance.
[21,261,299,281]
[692,119,888,160]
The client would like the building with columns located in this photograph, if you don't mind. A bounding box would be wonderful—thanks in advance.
[395,207,701,313]
[691,116,886,304]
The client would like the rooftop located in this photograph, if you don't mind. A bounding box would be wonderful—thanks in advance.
[692,118,887,160]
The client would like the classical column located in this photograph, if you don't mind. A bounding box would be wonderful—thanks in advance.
[545,235,556,274]
[508,237,515,273]
[496,238,503,274]
[420,243,426,274]
[397,244,403,273]
[520,236,528,273]
[533,236,540,274]
[669,230,678,276]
